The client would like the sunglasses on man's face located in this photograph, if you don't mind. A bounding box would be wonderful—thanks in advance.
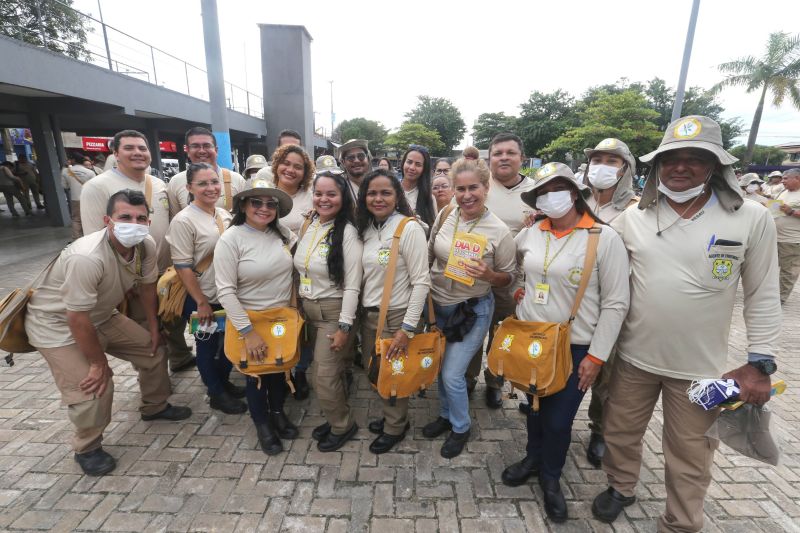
[249,198,279,210]
[344,153,367,163]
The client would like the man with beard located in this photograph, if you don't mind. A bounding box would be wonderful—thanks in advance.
[338,139,372,202]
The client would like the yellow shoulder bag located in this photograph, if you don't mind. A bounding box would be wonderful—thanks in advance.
[487,225,601,411]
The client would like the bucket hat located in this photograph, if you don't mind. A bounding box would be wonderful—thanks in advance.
[520,162,592,208]
[233,176,293,217]
[315,154,344,176]
[583,138,637,210]
[244,154,268,174]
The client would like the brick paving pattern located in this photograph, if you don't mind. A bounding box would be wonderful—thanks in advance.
[0,230,798,532]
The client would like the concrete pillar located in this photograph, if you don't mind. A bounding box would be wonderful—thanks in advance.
[200,0,233,170]
[146,125,162,178]
[260,24,314,155]
[28,110,69,227]
[50,115,67,166]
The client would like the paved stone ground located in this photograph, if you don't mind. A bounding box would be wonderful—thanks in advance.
[0,224,798,532]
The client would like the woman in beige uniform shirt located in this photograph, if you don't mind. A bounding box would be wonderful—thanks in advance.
[214,178,299,455]
[167,163,245,415]
[270,144,315,233]
[356,169,431,454]
[294,171,363,452]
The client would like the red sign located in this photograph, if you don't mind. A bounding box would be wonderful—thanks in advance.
[159,141,177,152]
[82,137,111,152]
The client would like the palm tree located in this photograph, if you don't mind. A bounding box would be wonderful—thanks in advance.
[711,32,800,166]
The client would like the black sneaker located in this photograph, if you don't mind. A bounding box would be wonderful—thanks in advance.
[440,429,470,458]
[369,431,406,455]
[501,456,539,486]
[74,447,116,476]
[141,403,192,421]
[255,421,283,456]
[592,487,636,524]
[422,417,452,439]
[209,391,247,414]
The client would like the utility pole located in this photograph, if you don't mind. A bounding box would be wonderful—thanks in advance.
[671,0,701,122]
[200,0,233,169]
[97,0,113,70]
[329,80,335,140]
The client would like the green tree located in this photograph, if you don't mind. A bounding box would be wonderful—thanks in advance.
[729,144,787,166]
[0,0,92,60]
[404,96,466,154]
[711,31,800,166]
[472,112,518,149]
[384,123,445,155]
[516,89,576,157]
[333,118,388,152]
[543,90,662,161]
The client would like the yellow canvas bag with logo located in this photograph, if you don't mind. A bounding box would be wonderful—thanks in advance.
[487,226,601,411]
[368,217,446,404]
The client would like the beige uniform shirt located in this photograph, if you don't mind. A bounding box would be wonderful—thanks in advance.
[586,197,636,225]
[80,169,172,272]
[485,175,537,237]
[775,189,800,243]
[743,192,768,205]
[514,222,630,360]
[429,208,517,306]
[282,187,313,234]
[26,230,158,348]
[215,224,298,332]
[293,218,363,325]
[611,193,781,379]
[404,186,419,207]
[62,165,95,202]
[361,214,431,328]
[166,205,232,304]
[166,167,246,215]
[766,183,785,199]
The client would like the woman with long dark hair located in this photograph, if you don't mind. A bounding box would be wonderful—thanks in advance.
[356,169,431,454]
[399,145,436,227]
[214,177,300,455]
[294,170,363,452]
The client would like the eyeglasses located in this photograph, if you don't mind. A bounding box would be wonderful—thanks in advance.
[344,152,367,163]
[249,198,279,210]
[188,143,215,151]
[432,184,451,191]
[193,179,220,188]
[408,144,429,155]
[434,168,450,175]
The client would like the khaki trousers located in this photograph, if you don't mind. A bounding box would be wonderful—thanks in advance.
[778,242,800,304]
[602,358,719,533]
[70,200,83,239]
[360,308,410,436]
[588,350,616,435]
[466,286,514,390]
[38,313,170,453]
[126,288,194,370]
[304,297,355,434]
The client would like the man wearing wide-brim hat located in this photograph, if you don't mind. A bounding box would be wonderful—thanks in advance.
[738,172,768,205]
[338,139,371,201]
[243,154,268,180]
[591,116,782,532]
[764,169,785,198]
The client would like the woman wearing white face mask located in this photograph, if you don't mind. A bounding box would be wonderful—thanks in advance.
[583,138,638,225]
[501,162,630,523]
[739,173,768,205]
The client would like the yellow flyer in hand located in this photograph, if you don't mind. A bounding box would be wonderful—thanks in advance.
[766,199,785,217]
[445,231,488,286]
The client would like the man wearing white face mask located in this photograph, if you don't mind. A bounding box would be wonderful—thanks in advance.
[739,173,768,205]
[25,189,192,477]
[592,116,781,532]
[581,138,639,468]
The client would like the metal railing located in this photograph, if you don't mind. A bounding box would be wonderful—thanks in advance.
[0,0,263,119]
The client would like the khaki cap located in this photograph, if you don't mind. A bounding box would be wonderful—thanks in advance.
[233,176,293,217]
[315,154,344,175]
[768,170,783,178]
[584,138,637,171]
[640,115,737,165]
[739,172,763,187]
[520,162,591,208]
[244,154,267,173]
[338,139,370,159]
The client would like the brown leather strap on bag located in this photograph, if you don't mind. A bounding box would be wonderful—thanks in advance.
[222,169,232,211]
[144,175,153,210]
[192,213,225,274]
[567,225,602,322]
[376,217,436,337]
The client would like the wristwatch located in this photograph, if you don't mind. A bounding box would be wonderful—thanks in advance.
[400,324,416,339]
[748,359,777,375]
[337,322,352,333]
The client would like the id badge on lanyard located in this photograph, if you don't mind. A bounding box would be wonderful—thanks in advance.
[299,277,312,297]
[534,282,550,305]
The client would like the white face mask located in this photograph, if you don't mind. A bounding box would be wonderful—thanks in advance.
[536,190,574,219]
[656,168,713,204]
[112,222,150,248]
[587,164,622,190]
[745,184,759,194]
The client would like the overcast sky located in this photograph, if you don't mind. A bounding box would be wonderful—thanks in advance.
[73,0,799,148]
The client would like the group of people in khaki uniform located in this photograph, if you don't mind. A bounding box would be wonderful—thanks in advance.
[21,114,786,532]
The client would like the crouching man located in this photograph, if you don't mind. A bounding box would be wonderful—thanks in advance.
[25,189,192,476]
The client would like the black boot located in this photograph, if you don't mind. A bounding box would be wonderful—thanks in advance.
[317,423,358,452]
[501,456,539,486]
[440,429,470,458]
[539,477,567,523]
[209,390,247,414]
[312,422,331,441]
[269,411,299,440]
[292,370,310,400]
[369,422,409,455]
[485,387,503,409]
[74,447,116,476]
[591,487,635,524]
[255,421,283,455]
[223,380,246,399]
[368,418,385,435]
[422,417,452,438]
[586,432,605,468]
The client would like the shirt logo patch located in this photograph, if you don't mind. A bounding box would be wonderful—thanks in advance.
[318,243,330,258]
[528,340,543,359]
[499,334,514,352]
[674,118,702,139]
[271,323,286,338]
[377,248,390,266]
[567,267,583,286]
[160,197,169,210]
[712,259,733,281]
[391,358,405,375]
[597,138,618,149]
[421,356,433,369]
